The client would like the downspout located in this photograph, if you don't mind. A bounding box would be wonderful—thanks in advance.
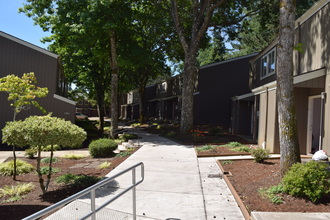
[263,87,268,149]
[319,92,326,150]
[298,22,301,75]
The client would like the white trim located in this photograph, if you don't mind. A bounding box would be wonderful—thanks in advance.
[193,91,200,96]
[200,53,258,69]
[306,95,322,154]
[252,81,277,94]
[293,68,326,84]
[232,92,254,101]
[54,94,76,105]
[295,0,330,27]
[260,48,276,80]
[0,31,59,59]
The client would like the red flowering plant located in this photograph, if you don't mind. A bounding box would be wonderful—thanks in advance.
[191,129,204,142]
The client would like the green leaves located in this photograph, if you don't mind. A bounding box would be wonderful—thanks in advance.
[0,72,48,116]
[2,114,87,149]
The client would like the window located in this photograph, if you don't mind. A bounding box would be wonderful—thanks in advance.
[84,108,88,114]
[261,48,276,79]
[128,93,132,102]
[78,100,83,105]
[84,100,89,105]
[160,82,167,93]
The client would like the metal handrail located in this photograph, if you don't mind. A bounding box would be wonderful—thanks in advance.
[23,162,144,220]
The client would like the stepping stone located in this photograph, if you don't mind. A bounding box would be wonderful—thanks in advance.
[128,139,143,147]
[69,163,90,169]
[122,142,134,149]
[84,162,102,169]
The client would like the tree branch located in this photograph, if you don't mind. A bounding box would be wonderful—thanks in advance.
[171,0,189,53]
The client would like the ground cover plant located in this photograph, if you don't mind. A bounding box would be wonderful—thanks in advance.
[37,167,61,175]
[55,173,101,187]
[60,153,86,160]
[98,162,112,169]
[196,145,215,152]
[0,183,35,203]
[0,159,34,176]
[116,151,131,157]
[41,157,60,164]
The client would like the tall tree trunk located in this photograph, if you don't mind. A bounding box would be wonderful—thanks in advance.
[277,0,301,176]
[180,51,197,133]
[96,89,105,132]
[139,86,146,125]
[110,31,119,139]
[12,145,16,181]
[45,144,54,192]
[36,146,47,194]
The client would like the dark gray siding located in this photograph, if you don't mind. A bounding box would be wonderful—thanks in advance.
[0,33,75,132]
[194,56,254,125]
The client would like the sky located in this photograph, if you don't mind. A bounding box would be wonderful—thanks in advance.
[1,0,51,49]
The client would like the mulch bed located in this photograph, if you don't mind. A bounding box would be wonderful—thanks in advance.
[220,159,330,214]
[142,125,251,145]
[195,145,251,157]
[0,148,139,220]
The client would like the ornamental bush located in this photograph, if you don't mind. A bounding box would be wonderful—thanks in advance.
[282,161,330,202]
[89,138,118,158]
[251,148,270,163]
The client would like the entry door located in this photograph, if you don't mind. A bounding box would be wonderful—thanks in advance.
[306,96,321,154]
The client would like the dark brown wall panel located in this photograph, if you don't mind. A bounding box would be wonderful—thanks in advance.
[194,56,253,125]
[0,34,75,134]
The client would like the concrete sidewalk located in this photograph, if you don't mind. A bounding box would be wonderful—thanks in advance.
[46,130,244,220]
[0,149,90,164]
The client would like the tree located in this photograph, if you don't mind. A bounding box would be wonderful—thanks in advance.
[277,0,301,176]
[227,0,318,59]
[0,72,48,121]
[169,0,260,132]
[19,115,85,194]
[0,72,48,180]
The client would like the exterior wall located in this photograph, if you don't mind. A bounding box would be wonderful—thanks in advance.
[0,32,75,133]
[195,55,255,125]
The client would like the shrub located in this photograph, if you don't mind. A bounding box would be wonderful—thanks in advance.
[89,138,118,158]
[55,173,101,186]
[37,166,61,175]
[230,146,250,153]
[60,153,86,160]
[166,132,176,137]
[225,142,242,147]
[251,148,270,163]
[0,159,34,176]
[0,183,35,202]
[209,127,223,137]
[120,134,137,141]
[41,157,60,164]
[281,161,330,202]
[115,151,131,157]
[157,125,163,129]
[196,145,215,152]
[40,145,61,151]
[25,148,37,159]
[98,162,112,169]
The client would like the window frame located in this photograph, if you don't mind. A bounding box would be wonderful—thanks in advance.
[78,100,83,105]
[84,100,89,105]
[160,82,167,93]
[260,48,276,80]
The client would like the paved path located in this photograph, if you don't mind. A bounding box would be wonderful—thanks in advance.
[47,130,244,220]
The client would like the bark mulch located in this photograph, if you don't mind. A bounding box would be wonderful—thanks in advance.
[195,145,251,157]
[221,159,330,214]
[0,148,139,220]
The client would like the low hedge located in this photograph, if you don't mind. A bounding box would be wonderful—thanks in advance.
[89,138,118,158]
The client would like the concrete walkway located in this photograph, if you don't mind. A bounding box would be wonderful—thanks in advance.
[46,130,244,220]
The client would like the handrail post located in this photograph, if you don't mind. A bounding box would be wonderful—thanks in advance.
[132,167,136,220]
[91,190,96,220]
